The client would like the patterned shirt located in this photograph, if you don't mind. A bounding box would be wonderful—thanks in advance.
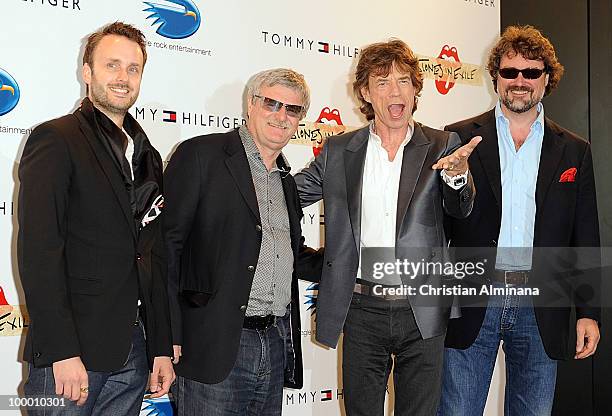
[239,126,294,317]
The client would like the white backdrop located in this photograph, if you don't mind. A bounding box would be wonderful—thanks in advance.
[1,1,501,414]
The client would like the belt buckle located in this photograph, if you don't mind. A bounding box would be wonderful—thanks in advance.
[504,271,527,286]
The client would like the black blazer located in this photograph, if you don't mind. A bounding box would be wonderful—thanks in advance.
[444,109,601,360]
[18,111,172,371]
[164,129,320,388]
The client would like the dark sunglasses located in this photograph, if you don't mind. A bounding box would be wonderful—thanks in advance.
[498,67,546,80]
[254,95,304,118]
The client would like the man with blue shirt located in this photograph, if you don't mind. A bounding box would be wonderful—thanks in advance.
[438,25,601,415]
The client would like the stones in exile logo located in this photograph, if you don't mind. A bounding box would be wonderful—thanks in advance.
[417,46,484,95]
[0,68,20,116]
[291,107,349,156]
[435,45,460,95]
[0,285,29,337]
[143,0,201,39]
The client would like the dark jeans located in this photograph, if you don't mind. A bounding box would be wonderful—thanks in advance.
[24,322,149,416]
[438,284,557,416]
[343,293,445,416]
[172,314,287,416]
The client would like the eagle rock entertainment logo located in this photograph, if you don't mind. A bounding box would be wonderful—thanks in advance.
[291,106,349,156]
[417,46,484,95]
[143,0,201,39]
[304,283,318,315]
[0,285,29,337]
[0,68,20,116]
[140,396,173,415]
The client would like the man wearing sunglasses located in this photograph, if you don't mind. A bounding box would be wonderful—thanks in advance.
[295,39,479,415]
[438,25,601,415]
[164,68,321,415]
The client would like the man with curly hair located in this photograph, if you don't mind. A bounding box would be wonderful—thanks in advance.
[438,25,601,415]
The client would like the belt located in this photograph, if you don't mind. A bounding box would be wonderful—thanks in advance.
[353,282,409,300]
[491,270,530,285]
[243,315,276,330]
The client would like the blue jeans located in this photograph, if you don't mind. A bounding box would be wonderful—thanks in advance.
[24,322,149,416]
[172,315,287,416]
[438,284,557,416]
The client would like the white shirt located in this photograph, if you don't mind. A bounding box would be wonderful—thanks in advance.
[357,122,413,282]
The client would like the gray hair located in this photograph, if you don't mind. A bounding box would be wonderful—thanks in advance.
[246,68,310,118]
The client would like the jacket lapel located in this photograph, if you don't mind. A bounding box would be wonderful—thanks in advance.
[224,130,261,223]
[396,123,430,237]
[535,120,566,224]
[280,171,301,254]
[472,110,502,210]
[74,111,136,238]
[344,127,369,255]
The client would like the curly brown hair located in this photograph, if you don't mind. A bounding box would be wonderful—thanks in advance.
[353,39,423,120]
[488,25,564,96]
[83,22,147,69]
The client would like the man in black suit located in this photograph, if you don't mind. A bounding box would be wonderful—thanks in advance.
[19,22,174,415]
[438,25,601,416]
[295,39,479,416]
[165,68,320,416]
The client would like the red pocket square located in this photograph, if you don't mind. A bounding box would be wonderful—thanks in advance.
[559,167,577,183]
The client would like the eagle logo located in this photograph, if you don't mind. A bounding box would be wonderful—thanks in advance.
[143,0,201,39]
[0,68,20,116]
[141,396,173,415]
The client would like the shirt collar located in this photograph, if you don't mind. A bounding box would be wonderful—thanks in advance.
[368,119,414,147]
[238,125,291,173]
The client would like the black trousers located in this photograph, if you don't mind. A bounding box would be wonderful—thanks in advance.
[342,293,445,416]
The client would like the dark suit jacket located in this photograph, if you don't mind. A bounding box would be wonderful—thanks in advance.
[444,109,601,360]
[18,111,172,371]
[164,129,320,388]
[295,124,475,348]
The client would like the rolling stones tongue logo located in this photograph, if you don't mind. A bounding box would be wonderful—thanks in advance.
[313,107,344,156]
[0,285,8,306]
[435,45,460,95]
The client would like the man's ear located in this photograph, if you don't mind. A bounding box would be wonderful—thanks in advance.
[82,63,92,85]
[361,86,371,103]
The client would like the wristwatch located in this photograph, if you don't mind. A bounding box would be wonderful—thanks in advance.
[441,169,468,189]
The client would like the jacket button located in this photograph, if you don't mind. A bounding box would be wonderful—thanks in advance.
[326,261,332,267]
[256,225,262,232]
[34,352,41,358]
[247,265,255,272]
[240,305,247,312]
[136,253,142,260]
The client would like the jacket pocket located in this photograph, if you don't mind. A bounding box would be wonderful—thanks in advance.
[180,290,213,308]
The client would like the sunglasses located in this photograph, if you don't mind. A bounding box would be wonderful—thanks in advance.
[498,67,546,80]
[254,95,304,118]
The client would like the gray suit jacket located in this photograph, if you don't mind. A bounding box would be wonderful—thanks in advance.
[295,124,475,348]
